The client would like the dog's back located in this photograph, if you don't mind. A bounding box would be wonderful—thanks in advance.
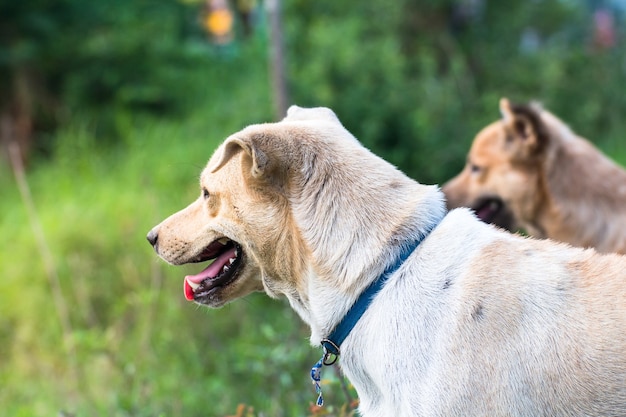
[342,208,626,416]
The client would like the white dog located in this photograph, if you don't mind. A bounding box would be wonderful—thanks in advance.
[148,106,626,416]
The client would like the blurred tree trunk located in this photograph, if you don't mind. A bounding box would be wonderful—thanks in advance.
[1,67,34,167]
[266,0,289,120]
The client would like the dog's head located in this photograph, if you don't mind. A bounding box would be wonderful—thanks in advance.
[147,106,437,311]
[146,107,336,307]
[442,98,550,233]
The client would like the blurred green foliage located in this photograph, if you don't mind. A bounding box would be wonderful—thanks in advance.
[1,0,626,416]
[286,0,626,183]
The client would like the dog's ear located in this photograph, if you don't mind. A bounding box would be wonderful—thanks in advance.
[499,98,548,159]
[283,105,340,124]
[499,98,515,124]
[209,135,269,178]
[499,98,535,141]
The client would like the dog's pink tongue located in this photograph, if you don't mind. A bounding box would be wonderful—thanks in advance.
[476,206,491,221]
[183,246,237,301]
[184,280,195,301]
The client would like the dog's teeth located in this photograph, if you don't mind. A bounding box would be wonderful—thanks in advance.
[218,237,230,245]
[223,265,230,272]
[229,257,235,264]
[187,279,200,291]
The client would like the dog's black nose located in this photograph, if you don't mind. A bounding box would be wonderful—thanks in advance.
[146,228,159,247]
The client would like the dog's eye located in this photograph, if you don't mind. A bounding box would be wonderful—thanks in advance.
[469,164,482,174]
[202,188,210,199]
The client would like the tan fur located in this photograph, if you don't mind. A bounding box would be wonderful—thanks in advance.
[443,98,626,253]
[148,106,626,416]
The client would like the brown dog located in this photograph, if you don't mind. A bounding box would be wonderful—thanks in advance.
[443,98,626,254]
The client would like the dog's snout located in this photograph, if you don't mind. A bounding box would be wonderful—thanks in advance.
[147,228,159,247]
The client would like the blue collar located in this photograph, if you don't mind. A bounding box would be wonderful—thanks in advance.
[310,220,440,406]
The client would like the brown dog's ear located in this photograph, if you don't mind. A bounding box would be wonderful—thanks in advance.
[209,135,269,178]
[499,98,548,159]
[499,98,515,124]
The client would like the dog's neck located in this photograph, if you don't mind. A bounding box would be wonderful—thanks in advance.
[287,183,447,346]
[536,113,626,252]
[321,216,441,355]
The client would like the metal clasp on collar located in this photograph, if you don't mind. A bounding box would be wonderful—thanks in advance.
[311,339,341,407]
[321,338,340,365]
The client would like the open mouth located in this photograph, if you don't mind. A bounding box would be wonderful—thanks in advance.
[184,237,244,302]
[472,197,504,224]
